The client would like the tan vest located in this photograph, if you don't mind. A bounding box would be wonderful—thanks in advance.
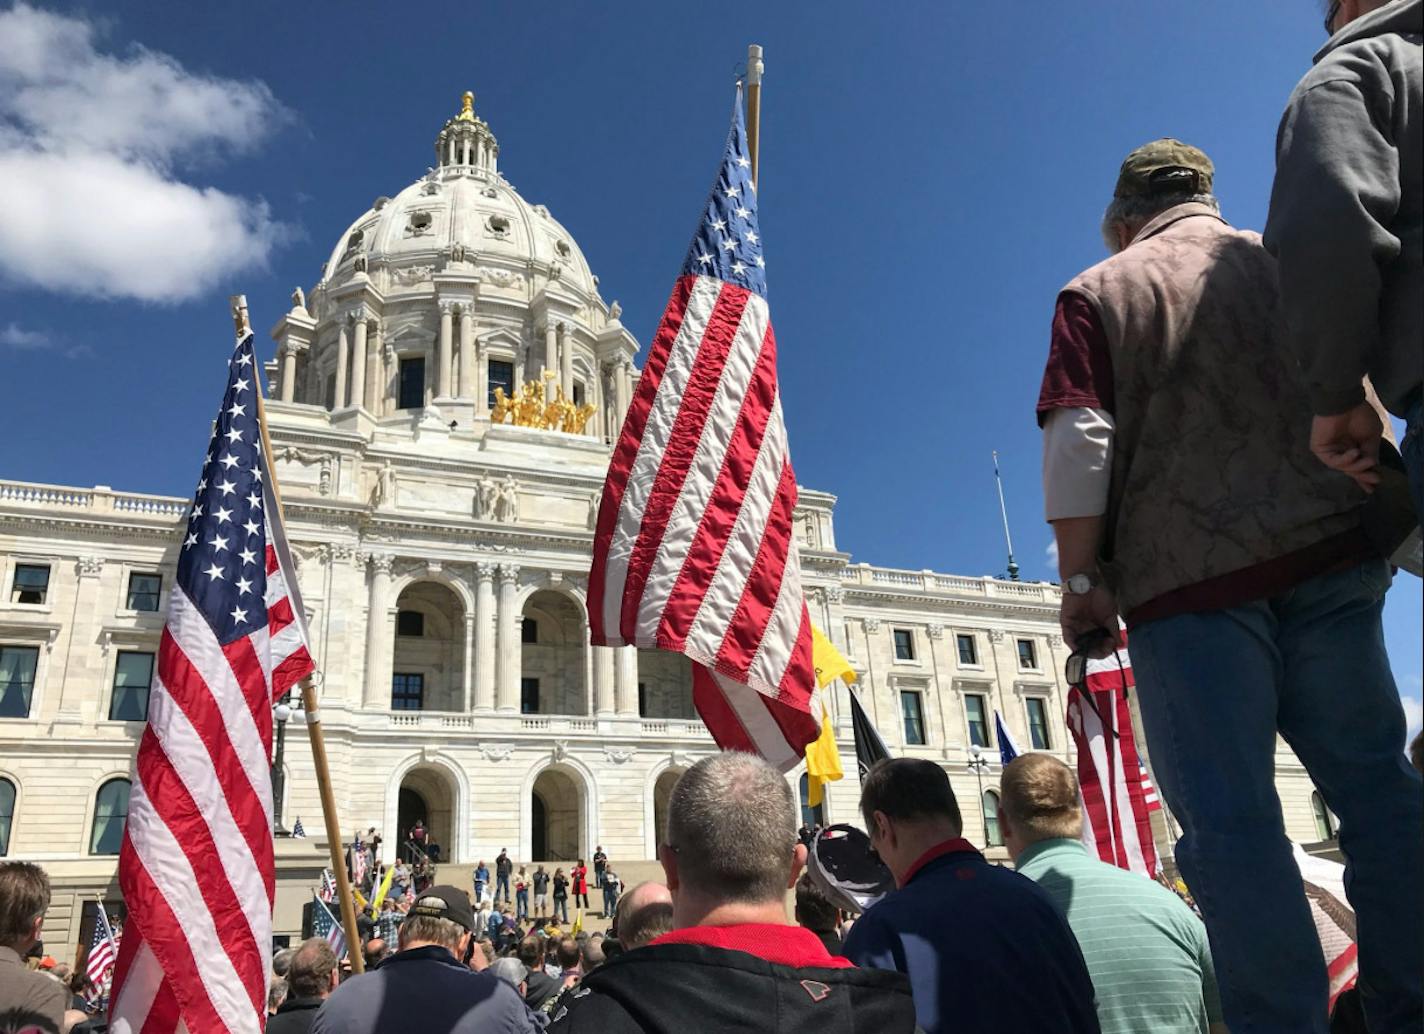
[1065,204,1363,615]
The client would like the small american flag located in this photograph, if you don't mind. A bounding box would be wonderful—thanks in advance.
[311,894,347,960]
[291,816,307,838]
[588,88,819,770]
[319,868,338,904]
[350,833,369,888]
[108,332,315,1034]
[85,905,118,995]
[1066,645,1159,878]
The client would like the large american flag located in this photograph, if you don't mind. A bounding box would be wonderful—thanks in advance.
[85,905,118,996]
[1065,645,1160,877]
[109,332,315,1034]
[310,894,347,961]
[588,89,819,770]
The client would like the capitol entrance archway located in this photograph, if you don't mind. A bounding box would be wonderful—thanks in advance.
[531,768,582,862]
[397,765,455,863]
[651,768,685,853]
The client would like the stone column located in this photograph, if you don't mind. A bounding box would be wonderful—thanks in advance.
[363,553,393,708]
[462,614,475,712]
[334,321,350,410]
[474,562,497,710]
[457,306,474,399]
[615,359,632,425]
[437,301,454,399]
[593,646,616,716]
[615,645,640,716]
[475,334,489,417]
[558,321,574,400]
[495,563,521,712]
[365,318,382,412]
[350,310,368,412]
[279,347,297,403]
[543,321,558,402]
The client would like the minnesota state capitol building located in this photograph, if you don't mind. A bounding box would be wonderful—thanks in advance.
[0,94,1334,954]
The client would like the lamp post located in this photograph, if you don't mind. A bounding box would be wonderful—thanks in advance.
[967,743,991,844]
[272,694,292,837]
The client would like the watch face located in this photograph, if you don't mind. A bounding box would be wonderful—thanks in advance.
[1067,574,1092,594]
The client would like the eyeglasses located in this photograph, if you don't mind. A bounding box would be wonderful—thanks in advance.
[1323,0,1341,34]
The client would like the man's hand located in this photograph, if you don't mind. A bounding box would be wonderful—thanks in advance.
[1060,585,1122,658]
[1310,403,1383,492]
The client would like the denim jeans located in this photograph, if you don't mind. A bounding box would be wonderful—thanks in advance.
[1402,396,1422,521]
[1131,560,1422,1034]
[496,873,510,902]
[555,896,569,923]
[516,888,529,920]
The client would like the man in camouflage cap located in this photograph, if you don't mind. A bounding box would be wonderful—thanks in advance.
[1037,137,1420,1033]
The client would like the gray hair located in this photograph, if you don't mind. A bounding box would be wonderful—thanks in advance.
[1101,192,1220,252]
[665,751,797,904]
[270,947,295,979]
[399,914,465,951]
[267,976,288,1012]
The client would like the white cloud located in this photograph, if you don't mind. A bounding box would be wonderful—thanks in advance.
[0,5,291,302]
[1045,539,1060,572]
[0,321,51,349]
[1402,694,1422,740]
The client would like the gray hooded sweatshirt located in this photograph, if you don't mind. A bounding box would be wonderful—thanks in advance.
[1264,0,1422,417]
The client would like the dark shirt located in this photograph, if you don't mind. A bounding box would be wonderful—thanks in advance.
[267,994,325,1034]
[844,838,1100,1034]
[525,968,560,1010]
[497,855,513,876]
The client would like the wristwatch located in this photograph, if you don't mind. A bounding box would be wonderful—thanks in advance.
[1063,573,1096,595]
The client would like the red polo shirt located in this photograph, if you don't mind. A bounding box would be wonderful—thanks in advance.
[652,923,855,968]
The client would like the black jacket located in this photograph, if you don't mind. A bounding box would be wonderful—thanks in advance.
[546,943,917,1034]
[267,995,324,1034]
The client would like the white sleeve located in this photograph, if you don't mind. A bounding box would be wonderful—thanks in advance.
[1042,406,1115,521]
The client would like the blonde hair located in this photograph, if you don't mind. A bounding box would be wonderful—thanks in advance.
[1000,754,1084,843]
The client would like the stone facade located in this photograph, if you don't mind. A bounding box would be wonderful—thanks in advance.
[0,95,1329,958]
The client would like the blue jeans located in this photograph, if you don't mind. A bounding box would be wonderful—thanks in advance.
[1402,396,1423,521]
[602,886,618,916]
[1131,561,1422,1034]
[496,873,510,902]
[516,888,529,920]
[555,896,568,923]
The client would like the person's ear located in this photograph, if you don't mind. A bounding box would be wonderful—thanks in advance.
[788,842,808,889]
[657,844,680,891]
[29,913,43,946]
[329,966,340,991]
[873,810,894,850]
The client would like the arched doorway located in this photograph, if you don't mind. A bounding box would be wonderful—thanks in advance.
[397,766,455,863]
[520,590,587,715]
[637,650,695,719]
[531,768,582,862]
[391,581,466,712]
[652,769,683,851]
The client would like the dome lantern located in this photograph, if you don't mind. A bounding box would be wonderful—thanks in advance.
[435,90,499,176]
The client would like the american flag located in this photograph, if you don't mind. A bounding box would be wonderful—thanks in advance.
[85,905,118,995]
[587,88,819,770]
[291,816,307,838]
[350,833,369,889]
[1065,645,1159,877]
[310,894,347,960]
[109,332,315,1034]
[319,867,338,904]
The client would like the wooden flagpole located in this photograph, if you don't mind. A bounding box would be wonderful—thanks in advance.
[230,294,365,974]
[746,44,763,189]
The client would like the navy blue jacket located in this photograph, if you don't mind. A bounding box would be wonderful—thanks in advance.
[844,839,1100,1034]
[311,945,541,1034]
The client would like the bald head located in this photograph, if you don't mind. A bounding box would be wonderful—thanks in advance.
[615,881,674,949]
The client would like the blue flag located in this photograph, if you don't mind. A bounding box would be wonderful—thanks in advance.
[995,710,1024,766]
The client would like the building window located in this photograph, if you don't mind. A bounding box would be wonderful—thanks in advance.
[126,573,162,612]
[1311,791,1337,841]
[521,618,538,644]
[10,564,50,605]
[398,356,426,410]
[1025,697,1051,750]
[956,634,978,666]
[892,629,915,662]
[90,778,131,856]
[391,673,424,711]
[396,610,424,637]
[964,693,990,749]
[573,382,586,407]
[900,690,926,746]
[0,778,13,855]
[1016,639,1038,670]
[638,681,648,717]
[798,772,825,829]
[110,651,154,722]
[521,677,540,715]
[983,790,1003,847]
[488,360,515,407]
[0,646,39,719]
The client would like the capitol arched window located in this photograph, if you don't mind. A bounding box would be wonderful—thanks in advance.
[982,789,1003,847]
[90,778,131,856]
[0,778,15,856]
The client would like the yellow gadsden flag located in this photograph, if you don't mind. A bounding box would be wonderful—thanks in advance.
[370,861,397,910]
[806,625,853,808]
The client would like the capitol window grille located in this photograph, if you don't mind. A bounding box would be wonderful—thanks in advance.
[110,651,154,723]
[391,672,424,710]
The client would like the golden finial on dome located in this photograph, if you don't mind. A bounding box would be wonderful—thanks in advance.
[457,90,475,121]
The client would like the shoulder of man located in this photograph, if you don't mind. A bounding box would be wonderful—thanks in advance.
[546,984,639,1034]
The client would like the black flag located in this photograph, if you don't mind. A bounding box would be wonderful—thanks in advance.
[849,687,892,781]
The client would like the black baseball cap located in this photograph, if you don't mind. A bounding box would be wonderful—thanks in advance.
[407,885,477,932]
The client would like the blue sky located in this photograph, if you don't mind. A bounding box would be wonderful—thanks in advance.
[0,1,1418,737]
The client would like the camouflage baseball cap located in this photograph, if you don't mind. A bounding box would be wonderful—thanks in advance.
[1114,138,1214,199]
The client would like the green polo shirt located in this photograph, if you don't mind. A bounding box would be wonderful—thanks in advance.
[1016,838,1222,1034]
